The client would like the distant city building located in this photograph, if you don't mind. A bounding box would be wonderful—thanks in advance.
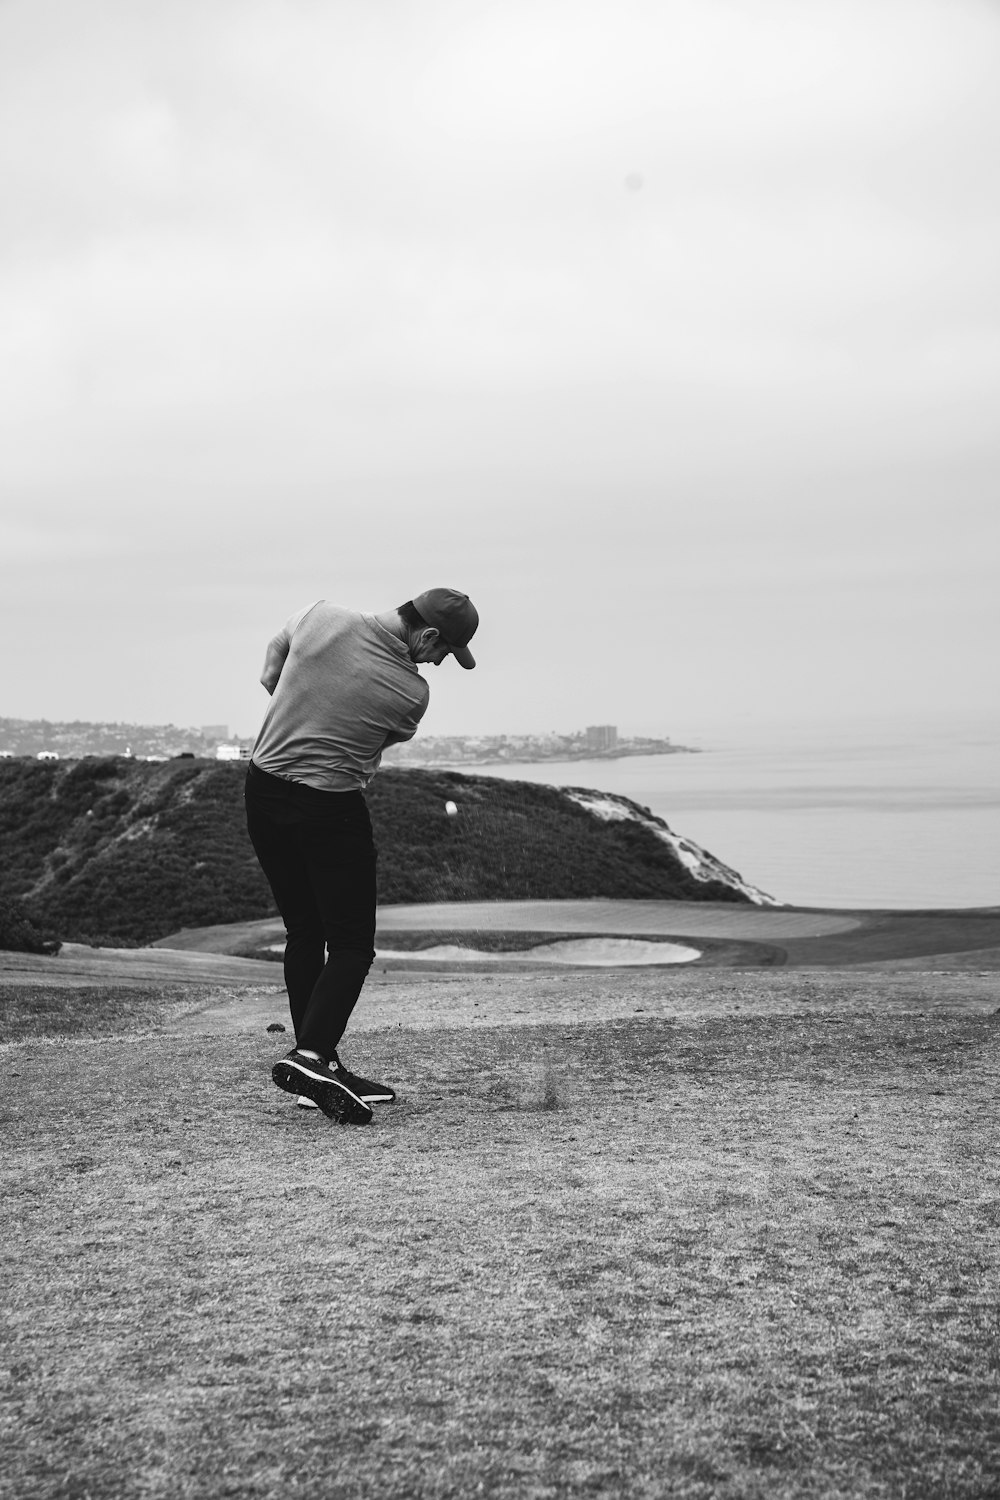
[585,725,618,752]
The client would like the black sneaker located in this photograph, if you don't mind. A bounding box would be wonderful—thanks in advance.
[271,1050,373,1125]
[331,1054,396,1104]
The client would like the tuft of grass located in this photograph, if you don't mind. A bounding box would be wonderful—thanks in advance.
[540,1044,563,1111]
[2,1009,998,1499]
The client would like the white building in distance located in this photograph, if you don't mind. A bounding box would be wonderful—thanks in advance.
[216,744,252,761]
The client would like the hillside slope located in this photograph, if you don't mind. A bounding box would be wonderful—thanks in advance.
[0,758,769,945]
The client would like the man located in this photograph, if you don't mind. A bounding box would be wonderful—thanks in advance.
[244,588,479,1125]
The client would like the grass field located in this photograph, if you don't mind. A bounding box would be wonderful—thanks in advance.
[2,975,999,1499]
[150,901,1000,971]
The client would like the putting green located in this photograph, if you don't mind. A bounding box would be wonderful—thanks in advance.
[376,899,859,941]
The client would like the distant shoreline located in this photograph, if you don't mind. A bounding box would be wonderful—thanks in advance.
[388,746,702,770]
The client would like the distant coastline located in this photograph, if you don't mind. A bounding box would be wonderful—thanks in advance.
[383,731,701,770]
[0,717,700,766]
[389,744,701,769]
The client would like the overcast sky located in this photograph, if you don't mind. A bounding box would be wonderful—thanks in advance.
[3,0,998,742]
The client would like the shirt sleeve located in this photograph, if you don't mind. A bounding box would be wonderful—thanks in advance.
[285,600,322,640]
[382,688,429,748]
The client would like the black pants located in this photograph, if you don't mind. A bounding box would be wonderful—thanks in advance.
[244,762,376,1059]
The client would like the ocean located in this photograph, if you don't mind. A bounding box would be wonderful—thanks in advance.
[461,724,1000,910]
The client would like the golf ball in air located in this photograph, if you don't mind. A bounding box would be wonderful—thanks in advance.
[445,800,458,817]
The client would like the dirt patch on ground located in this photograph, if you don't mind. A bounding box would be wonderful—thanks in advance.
[163,967,1000,1038]
[0,943,283,990]
[5,939,996,1042]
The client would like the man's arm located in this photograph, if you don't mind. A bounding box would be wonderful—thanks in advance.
[260,632,290,695]
[260,602,321,694]
[381,698,427,749]
[381,724,417,748]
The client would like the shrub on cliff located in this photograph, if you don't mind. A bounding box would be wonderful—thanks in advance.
[0,896,61,956]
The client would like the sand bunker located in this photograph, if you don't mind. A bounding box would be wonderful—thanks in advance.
[374,938,702,966]
[265,937,701,966]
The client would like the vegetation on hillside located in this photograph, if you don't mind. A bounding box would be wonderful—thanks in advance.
[367,771,744,905]
[0,757,748,946]
[0,896,61,955]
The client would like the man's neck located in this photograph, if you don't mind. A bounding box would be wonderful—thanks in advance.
[372,609,409,647]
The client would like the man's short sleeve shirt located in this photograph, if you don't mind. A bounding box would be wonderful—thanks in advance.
[251,603,429,792]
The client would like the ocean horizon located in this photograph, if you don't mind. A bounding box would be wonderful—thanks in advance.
[457,723,1000,911]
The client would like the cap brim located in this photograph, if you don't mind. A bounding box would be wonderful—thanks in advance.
[451,645,476,670]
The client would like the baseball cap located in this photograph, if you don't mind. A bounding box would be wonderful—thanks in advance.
[412,588,479,669]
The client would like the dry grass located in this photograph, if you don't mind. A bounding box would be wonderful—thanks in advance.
[2,1005,998,1499]
[0,983,266,1042]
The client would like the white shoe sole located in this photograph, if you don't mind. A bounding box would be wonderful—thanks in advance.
[272,1058,373,1125]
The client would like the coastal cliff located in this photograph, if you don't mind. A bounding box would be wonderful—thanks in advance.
[0,758,771,948]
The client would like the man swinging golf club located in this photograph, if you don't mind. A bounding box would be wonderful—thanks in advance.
[245,588,479,1124]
